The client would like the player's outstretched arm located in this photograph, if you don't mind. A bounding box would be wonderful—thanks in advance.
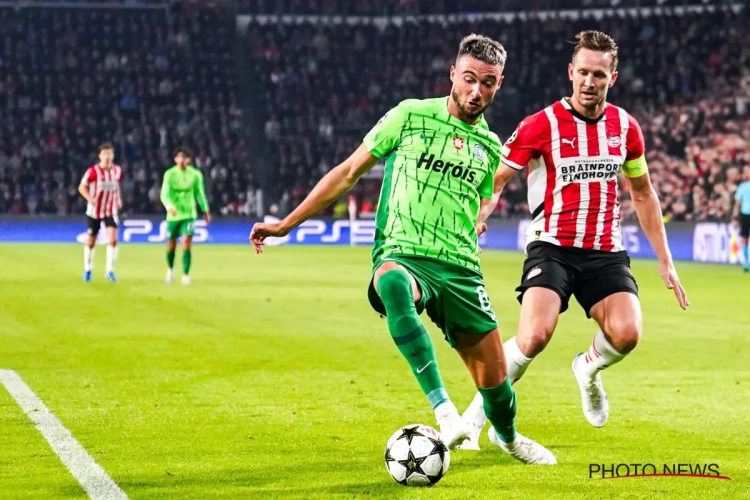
[250,144,380,253]
[626,171,689,310]
[476,163,518,236]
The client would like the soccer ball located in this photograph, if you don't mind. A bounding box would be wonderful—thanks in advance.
[384,424,450,486]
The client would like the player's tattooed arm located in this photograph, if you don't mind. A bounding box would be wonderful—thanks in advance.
[250,144,380,253]
[627,172,689,310]
[476,163,518,236]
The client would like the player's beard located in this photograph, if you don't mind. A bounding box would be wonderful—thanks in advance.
[451,89,490,120]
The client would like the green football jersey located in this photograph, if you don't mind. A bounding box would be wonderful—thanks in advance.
[160,166,210,221]
[364,97,503,271]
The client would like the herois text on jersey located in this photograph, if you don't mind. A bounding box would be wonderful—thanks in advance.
[416,152,480,184]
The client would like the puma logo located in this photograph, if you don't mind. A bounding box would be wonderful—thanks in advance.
[561,137,576,148]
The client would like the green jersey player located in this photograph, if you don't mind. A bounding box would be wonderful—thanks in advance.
[160,146,211,285]
[250,35,555,464]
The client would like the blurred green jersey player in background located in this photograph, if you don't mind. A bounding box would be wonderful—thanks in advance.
[160,145,211,285]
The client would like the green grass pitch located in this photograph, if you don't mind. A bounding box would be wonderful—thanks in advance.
[0,243,749,499]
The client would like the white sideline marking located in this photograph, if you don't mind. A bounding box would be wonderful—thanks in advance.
[0,369,128,499]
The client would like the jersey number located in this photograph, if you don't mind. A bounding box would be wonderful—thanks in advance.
[475,286,496,321]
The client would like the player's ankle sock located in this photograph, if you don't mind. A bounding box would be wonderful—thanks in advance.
[465,392,486,422]
[504,337,533,384]
[182,249,192,275]
[379,269,448,409]
[433,400,460,421]
[167,250,176,269]
[84,246,95,272]
[106,245,118,272]
[577,330,627,379]
[478,379,517,443]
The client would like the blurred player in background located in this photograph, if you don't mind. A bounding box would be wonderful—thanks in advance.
[250,35,555,464]
[160,146,211,285]
[460,31,689,449]
[733,166,750,272]
[78,143,122,283]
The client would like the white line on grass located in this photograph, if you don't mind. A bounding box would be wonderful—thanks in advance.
[0,369,128,500]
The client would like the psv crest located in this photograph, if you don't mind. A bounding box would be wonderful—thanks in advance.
[453,136,464,150]
[607,135,622,148]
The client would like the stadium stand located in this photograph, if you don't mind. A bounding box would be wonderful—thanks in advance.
[0,3,246,216]
[243,5,749,221]
[240,0,733,15]
[0,2,747,223]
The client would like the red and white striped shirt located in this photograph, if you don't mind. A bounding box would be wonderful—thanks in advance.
[502,98,645,253]
[80,164,122,219]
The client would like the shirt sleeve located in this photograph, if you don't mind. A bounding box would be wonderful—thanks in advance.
[193,170,209,212]
[362,104,406,159]
[477,169,494,200]
[622,115,648,178]
[500,116,544,171]
[477,135,502,200]
[160,170,174,210]
[80,167,95,185]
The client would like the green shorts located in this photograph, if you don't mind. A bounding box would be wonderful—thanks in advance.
[166,219,196,240]
[368,256,498,347]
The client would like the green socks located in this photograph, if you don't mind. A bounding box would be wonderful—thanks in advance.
[182,249,191,275]
[378,269,448,409]
[167,249,192,275]
[167,249,191,275]
[478,379,517,443]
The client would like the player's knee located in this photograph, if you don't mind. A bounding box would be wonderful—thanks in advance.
[377,270,413,305]
[517,323,555,357]
[606,320,641,354]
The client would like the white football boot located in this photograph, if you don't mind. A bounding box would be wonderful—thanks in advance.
[182,274,191,286]
[456,393,486,451]
[572,353,609,428]
[489,427,557,465]
[435,402,472,450]
[165,269,174,284]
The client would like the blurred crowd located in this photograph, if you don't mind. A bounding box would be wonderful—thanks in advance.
[241,0,732,15]
[246,6,749,221]
[1,3,748,223]
[0,3,255,217]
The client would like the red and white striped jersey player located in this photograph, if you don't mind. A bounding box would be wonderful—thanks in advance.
[459,31,689,451]
[78,142,122,283]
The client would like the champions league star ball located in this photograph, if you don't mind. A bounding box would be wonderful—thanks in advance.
[384,424,450,486]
